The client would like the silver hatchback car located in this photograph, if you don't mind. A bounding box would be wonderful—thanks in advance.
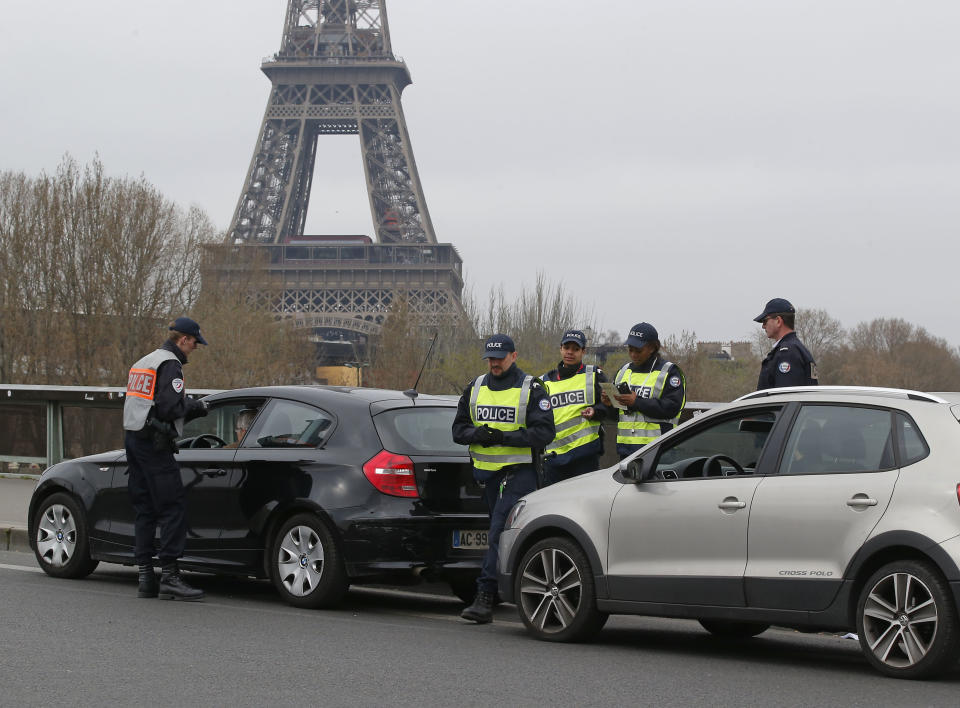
[498,387,960,679]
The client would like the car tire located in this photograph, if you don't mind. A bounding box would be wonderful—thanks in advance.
[856,559,960,679]
[270,513,349,609]
[515,536,608,642]
[698,619,769,638]
[33,492,99,579]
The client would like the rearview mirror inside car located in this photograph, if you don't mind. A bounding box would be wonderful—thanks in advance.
[739,419,774,434]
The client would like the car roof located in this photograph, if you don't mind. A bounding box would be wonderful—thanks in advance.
[203,385,456,411]
[735,386,957,405]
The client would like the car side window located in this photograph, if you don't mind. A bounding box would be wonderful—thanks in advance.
[178,400,266,448]
[653,408,780,479]
[778,405,894,476]
[250,400,334,448]
[896,412,929,466]
[179,402,221,441]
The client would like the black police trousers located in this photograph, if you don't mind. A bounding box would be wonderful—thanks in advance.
[542,453,600,486]
[124,431,187,565]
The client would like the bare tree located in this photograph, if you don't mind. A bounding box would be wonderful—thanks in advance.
[662,330,759,403]
[0,155,317,390]
[829,318,960,390]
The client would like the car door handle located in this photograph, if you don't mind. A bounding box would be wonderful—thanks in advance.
[718,498,746,510]
[202,469,227,478]
[846,495,878,508]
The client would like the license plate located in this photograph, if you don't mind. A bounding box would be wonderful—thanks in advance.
[452,529,488,550]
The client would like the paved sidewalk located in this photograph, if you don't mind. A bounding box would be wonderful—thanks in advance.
[0,476,35,552]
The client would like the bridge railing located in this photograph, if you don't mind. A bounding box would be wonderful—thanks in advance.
[0,384,220,478]
[0,383,720,479]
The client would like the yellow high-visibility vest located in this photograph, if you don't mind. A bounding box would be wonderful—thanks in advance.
[542,365,601,458]
[614,361,684,448]
[468,374,534,472]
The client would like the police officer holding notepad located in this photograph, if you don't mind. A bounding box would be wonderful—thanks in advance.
[452,334,555,624]
[601,322,686,459]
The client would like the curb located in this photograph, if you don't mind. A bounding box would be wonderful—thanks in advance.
[2,527,30,553]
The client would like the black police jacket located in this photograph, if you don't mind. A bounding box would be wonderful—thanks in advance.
[757,331,818,390]
[152,341,207,424]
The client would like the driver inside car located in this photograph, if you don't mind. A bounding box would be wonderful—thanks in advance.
[225,409,258,448]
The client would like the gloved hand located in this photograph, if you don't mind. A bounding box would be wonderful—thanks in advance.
[474,424,504,446]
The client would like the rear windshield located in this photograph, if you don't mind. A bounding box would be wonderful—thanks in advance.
[373,407,467,456]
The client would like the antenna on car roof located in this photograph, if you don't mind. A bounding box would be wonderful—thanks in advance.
[407,331,439,397]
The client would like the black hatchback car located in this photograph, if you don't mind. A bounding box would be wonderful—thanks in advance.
[28,386,488,607]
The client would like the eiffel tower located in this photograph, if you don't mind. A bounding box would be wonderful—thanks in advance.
[221,0,463,368]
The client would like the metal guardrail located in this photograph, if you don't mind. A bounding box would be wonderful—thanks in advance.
[0,384,221,475]
[0,384,722,476]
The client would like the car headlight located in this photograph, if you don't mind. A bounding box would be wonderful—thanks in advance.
[505,499,526,529]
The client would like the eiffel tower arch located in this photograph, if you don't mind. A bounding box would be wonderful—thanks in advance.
[218,0,464,371]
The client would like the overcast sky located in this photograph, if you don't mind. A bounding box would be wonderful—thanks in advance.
[2,1,958,347]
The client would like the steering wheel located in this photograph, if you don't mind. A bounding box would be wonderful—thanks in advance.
[703,454,745,477]
[183,434,227,449]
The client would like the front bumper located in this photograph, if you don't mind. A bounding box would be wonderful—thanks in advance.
[496,527,521,602]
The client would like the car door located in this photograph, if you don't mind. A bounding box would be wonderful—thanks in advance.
[745,404,898,611]
[103,402,244,562]
[606,406,784,606]
[218,398,335,568]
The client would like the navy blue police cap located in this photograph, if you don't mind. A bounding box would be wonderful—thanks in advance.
[753,298,795,323]
[625,322,658,348]
[170,316,208,345]
[481,333,515,359]
[560,329,587,348]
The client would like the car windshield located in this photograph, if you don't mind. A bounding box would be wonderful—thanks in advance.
[373,407,466,456]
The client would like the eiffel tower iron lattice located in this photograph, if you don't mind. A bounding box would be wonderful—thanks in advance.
[221,0,464,365]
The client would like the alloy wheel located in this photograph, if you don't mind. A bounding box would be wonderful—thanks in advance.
[861,571,938,669]
[519,547,583,634]
[277,525,326,597]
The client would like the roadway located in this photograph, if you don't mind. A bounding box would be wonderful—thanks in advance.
[2,549,958,706]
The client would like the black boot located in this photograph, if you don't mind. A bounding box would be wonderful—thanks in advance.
[460,591,495,623]
[159,562,204,602]
[137,563,159,598]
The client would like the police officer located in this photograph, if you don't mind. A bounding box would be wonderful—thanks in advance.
[123,317,209,601]
[601,322,686,459]
[754,298,818,390]
[539,329,609,485]
[452,334,555,624]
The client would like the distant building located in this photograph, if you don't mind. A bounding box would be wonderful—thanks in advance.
[698,341,754,361]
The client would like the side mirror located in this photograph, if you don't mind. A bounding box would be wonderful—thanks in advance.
[620,458,650,483]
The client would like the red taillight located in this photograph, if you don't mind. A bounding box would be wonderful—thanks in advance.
[362,450,419,498]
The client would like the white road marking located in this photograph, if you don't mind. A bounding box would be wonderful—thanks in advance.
[0,562,42,573]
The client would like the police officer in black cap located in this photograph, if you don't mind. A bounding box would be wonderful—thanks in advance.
[539,329,609,485]
[123,317,210,601]
[601,322,686,459]
[754,298,818,390]
[452,334,555,623]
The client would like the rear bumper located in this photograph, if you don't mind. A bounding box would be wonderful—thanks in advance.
[340,515,488,578]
